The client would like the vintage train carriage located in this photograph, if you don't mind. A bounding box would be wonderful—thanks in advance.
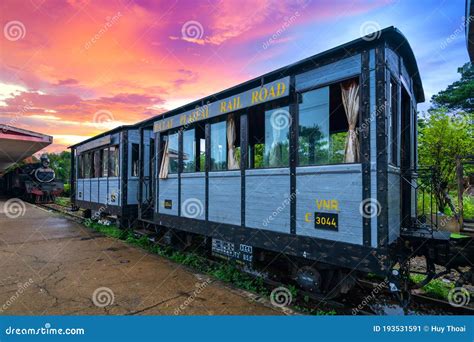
[132,26,425,284]
[70,126,154,228]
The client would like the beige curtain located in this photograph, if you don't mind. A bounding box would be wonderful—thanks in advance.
[341,81,360,163]
[159,139,169,179]
[227,115,239,169]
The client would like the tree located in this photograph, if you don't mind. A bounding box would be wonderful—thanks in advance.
[418,109,473,212]
[431,62,474,113]
[418,62,473,213]
[46,151,71,183]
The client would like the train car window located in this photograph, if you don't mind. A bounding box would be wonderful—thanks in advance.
[389,78,399,166]
[102,148,109,177]
[197,123,206,171]
[298,87,330,165]
[131,143,139,177]
[77,155,83,179]
[210,120,227,171]
[84,152,91,178]
[93,150,101,178]
[109,146,119,177]
[168,132,179,174]
[248,105,289,168]
[183,128,196,172]
[298,78,359,166]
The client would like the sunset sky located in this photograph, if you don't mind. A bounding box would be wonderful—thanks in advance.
[0,0,470,152]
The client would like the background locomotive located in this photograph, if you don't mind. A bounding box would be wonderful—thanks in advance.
[2,154,64,203]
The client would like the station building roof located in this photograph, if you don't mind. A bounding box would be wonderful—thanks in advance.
[0,124,52,173]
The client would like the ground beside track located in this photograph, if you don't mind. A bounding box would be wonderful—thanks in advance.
[0,198,282,315]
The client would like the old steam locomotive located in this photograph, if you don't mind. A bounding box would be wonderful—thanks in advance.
[2,154,64,203]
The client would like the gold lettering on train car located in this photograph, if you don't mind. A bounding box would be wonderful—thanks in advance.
[316,199,339,211]
[220,96,241,113]
[180,115,187,125]
[251,82,287,104]
[304,212,312,222]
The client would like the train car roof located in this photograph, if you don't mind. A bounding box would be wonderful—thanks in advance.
[69,125,134,149]
[134,26,424,129]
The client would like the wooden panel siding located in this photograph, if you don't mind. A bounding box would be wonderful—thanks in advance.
[159,175,179,216]
[296,165,363,245]
[245,168,291,234]
[295,54,361,91]
[387,168,401,243]
[208,171,241,226]
[181,173,206,220]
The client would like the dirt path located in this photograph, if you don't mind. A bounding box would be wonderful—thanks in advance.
[0,199,281,315]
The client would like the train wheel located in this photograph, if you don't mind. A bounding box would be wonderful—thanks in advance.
[321,269,356,299]
[83,209,92,219]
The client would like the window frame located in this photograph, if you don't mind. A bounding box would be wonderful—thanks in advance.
[247,98,292,170]
[389,76,400,167]
[296,75,362,167]
[131,143,140,177]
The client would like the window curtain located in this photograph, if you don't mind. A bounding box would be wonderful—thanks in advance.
[227,115,239,169]
[341,81,360,163]
[159,139,169,179]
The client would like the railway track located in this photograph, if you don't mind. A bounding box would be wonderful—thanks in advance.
[38,202,473,315]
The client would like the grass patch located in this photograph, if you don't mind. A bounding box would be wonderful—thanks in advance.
[410,274,454,300]
[55,196,71,207]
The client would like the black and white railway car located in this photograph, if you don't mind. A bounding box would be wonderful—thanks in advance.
[70,126,154,228]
